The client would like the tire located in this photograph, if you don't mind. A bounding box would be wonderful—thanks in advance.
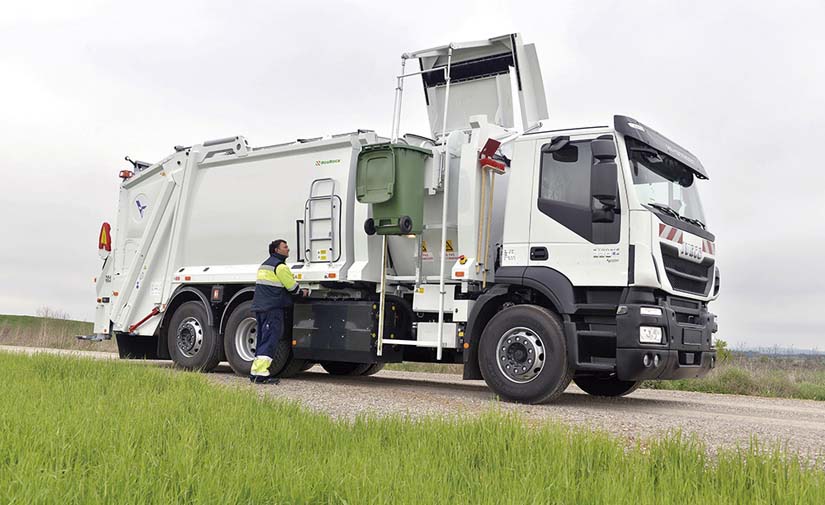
[277,357,309,378]
[360,363,385,376]
[364,218,376,236]
[478,305,573,404]
[167,301,222,372]
[398,215,413,234]
[321,361,373,376]
[223,300,291,377]
[573,375,641,397]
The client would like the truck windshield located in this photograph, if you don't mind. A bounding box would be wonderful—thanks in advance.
[627,140,707,227]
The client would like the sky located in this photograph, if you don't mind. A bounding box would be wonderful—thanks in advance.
[0,0,823,349]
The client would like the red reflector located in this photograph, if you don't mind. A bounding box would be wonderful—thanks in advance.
[328,273,337,279]
[174,276,180,281]
[184,276,191,281]
[98,223,112,252]
[455,271,465,278]
[113,291,119,296]
[119,170,134,180]
[97,297,102,303]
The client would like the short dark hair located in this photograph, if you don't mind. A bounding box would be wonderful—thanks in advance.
[269,239,287,255]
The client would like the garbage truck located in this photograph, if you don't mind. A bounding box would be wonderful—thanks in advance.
[85,33,719,403]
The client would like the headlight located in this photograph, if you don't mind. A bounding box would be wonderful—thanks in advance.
[640,307,663,317]
[639,326,664,344]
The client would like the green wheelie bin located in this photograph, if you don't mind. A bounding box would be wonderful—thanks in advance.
[356,143,432,236]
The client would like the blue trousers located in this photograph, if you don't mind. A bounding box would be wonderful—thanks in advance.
[255,309,283,361]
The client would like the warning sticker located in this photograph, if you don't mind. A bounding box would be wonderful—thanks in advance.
[445,240,454,252]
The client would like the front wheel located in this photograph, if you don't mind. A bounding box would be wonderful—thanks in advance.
[573,375,641,397]
[478,305,572,404]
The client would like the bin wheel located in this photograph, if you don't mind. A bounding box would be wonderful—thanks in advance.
[398,215,413,234]
[364,218,376,236]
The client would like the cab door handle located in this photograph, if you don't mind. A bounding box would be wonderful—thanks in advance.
[530,247,548,261]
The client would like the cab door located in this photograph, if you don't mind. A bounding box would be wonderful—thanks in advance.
[527,134,629,287]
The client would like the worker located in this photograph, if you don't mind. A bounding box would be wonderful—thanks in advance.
[249,239,308,384]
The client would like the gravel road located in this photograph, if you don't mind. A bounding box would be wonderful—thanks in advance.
[5,345,825,463]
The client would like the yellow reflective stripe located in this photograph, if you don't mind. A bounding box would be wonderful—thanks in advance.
[251,356,272,376]
[275,264,298,292]
[256,268,284,287]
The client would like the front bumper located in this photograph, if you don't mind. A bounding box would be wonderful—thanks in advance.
[614,294,717,381]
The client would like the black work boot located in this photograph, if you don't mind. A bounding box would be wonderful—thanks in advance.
[249,375,280,385]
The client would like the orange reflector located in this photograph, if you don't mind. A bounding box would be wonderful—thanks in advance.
[455,271,465,278]
[97,297,102,303]
[292,340,297,346]
[463,342,470,349]
[184,276,191,281]
[113,291,119,296]
[328,273,337,279]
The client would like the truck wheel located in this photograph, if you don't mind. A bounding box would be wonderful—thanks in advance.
[223,301,290,377]
[478,305,572,404]
[167,301,222,372]
[574,375,641,397]
[360,363,385,376]
[277,357,309,378]
[321,361,372,375]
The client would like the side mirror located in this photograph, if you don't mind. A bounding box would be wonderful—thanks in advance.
[541,135,570,154]
[590,139,618,223]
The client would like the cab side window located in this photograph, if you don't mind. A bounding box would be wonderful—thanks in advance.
[538,138,620,244]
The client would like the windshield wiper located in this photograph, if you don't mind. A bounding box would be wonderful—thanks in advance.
[648,203,706,229]
[682,216,706,229]
[647,203,681,219]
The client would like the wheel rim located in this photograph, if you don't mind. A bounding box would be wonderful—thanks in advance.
[496,326,545,383]
[176,317,204,358]
[234,317,257,362]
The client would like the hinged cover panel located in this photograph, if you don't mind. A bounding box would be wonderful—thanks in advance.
[410,33,549,138]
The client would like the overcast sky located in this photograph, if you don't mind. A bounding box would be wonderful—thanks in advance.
[1,0,823,349]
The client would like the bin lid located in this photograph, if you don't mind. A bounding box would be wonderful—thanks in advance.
[407,33,549,139]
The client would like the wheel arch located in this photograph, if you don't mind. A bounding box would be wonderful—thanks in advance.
[219,286,255,336]
[463,266,576,380]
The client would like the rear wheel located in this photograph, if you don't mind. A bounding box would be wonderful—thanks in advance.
[277,358,309,378]
[573,375,641,397]
[321,361,372,376]
[478,305,572,404]
[167,301,222,372]
[360,363,385,376]
[223,301,290,377]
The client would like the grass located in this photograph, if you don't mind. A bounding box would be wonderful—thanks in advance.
[1,351,824,504]
[644,355,825,401]
[0,314,117,352]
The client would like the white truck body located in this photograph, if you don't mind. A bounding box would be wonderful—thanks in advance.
[89,33,719,404]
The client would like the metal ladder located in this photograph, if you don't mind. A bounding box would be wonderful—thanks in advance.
[304,178,337,264]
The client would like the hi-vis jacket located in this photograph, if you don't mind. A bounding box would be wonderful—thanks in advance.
[250,253,300,312]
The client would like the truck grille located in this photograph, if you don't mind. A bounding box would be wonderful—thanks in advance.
[660,244,714,296]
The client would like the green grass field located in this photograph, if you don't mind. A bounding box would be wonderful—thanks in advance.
[0,314,118,352]
[1,352,823,504]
